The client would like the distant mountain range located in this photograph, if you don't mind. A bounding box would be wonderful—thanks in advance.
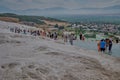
[0,6,14,13]
[0,5,120,15]
[22,7,67,12]
[104,5,120,9]
[75,5,120,10]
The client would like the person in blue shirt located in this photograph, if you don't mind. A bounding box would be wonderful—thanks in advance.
[100,39,106,53]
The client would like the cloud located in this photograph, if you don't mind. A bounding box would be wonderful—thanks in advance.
[0,0,120,10]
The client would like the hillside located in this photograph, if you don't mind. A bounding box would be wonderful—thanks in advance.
[0,13,68,27]
[0,17,19,23]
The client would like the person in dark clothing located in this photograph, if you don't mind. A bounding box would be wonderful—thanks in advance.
[108,40,112,53]
[105,38,109,52]
[79,33,82,40]
[23,29,26,34]
[116,39,119,44]
[37,30,40,36]
[51,33,54,39]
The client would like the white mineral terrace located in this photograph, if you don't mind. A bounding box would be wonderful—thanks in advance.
[0,21,120,80]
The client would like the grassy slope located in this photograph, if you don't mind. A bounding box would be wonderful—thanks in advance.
[0,13,66,25]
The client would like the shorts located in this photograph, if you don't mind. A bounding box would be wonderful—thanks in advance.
[101,48,105,52]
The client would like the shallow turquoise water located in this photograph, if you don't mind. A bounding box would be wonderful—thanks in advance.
[73,40,120,57]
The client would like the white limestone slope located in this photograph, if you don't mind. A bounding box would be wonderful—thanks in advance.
[0,21,120,80]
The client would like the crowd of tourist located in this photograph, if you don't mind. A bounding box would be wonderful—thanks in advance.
[9,26,119,55]
[9,27,59,40]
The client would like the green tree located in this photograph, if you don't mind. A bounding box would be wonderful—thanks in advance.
[54,24,59,28]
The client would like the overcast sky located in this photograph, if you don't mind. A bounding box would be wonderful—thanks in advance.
[0,0,120,15]
[0,0,120,10]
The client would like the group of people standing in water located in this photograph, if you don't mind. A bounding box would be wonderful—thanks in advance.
[97,38,113,54]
